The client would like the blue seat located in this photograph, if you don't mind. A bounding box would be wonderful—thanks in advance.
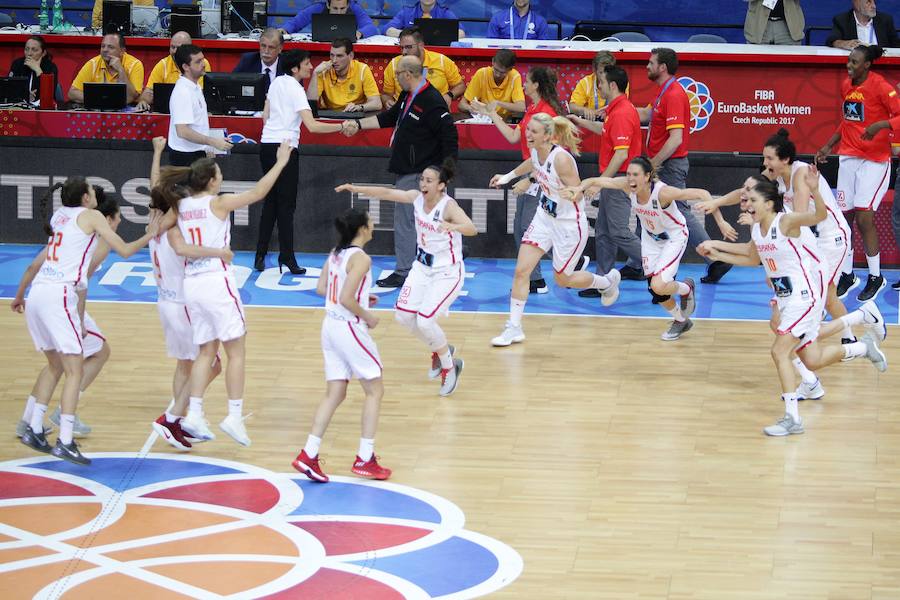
[0,12,14,25]
[606,31,651,43]
[687,33,728,44]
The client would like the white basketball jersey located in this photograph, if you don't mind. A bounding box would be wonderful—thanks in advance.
[177,194,230,277]
[531,145,583,220]
[325,247,371,324]
[752,213,823,302]
[34,206,98,287]
[150,232,186,303]
[414,193,462,268]
[778,160,850,242]
[630,181,688,241]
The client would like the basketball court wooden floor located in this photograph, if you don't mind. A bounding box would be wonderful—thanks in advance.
[1,302,898,599]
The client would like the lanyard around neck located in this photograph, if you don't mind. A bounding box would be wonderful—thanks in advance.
[647,76,677,144]
[509,6,533,40]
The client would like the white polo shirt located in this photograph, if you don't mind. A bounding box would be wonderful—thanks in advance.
[168,76,209,153]
[261,74,311,148]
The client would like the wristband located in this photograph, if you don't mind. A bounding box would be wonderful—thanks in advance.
[496,170,518,185]
[447,90,455,100]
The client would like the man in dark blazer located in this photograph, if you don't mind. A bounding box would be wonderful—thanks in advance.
[232,28,286,92]
[826,0,898,49]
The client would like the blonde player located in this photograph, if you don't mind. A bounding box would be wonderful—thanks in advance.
[488,112,621,347]
[570,156,712,341]
[335,160,476,396]
[150,140,292,447]
[292,207,391,482]
[699,172,886,436]
[146,137,231,450]
[17,177,159,465]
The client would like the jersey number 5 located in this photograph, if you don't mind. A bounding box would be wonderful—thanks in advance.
[47,232,63,262]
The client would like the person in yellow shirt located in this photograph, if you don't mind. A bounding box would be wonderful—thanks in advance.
[306,38,381,112]
[136,32,211,112]
[69,33,144,105]
[569,51,628,120]
[381,26,464,109]
[92,0,154,30]
[458,48,525,120]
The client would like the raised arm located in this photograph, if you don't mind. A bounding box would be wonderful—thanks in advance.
[440,199,477,236]
[150,136,166,187]
[213,141,292,213]
[781,164,827,234]
[334,183,418,203]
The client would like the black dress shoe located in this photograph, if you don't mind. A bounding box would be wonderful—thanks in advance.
[578,288,601,298]
[278,255,306,275]
[376,272,407,288]
[254,252,266,272]
[700,260,732,284]
[619,265,646,281]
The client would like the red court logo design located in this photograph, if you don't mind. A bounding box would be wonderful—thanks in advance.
[0,454,523,598]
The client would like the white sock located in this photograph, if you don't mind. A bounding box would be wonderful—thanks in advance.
[866,254,880,277]
[666,305,685,323]
[842,325,855,341]
[439,350,453,369]
[30,403,48,434]
[839,309,865,328]
[674,281,691,296]
[510,298,526,327]
[188,396,203,417]
[358,437,375,462]
[304,434,322,458]
[782,393,800,422]
[841,250,853,276]
[843,341,867,360]
[22,395,37,422]
[228,398,243,418]
[792,357,818,385]
[164,411,178,423]
[590,273,610,289]
[59,413,75,445]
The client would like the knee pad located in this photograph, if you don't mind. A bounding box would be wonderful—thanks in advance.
[647,280,671,304]
[415,315,448,352]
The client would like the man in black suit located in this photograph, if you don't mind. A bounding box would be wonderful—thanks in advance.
[232,28,286,91]
[826,0,898,49]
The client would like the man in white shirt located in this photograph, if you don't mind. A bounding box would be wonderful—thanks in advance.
[255,49,349,274]
[827,0,899,49]
[167,44,232,166]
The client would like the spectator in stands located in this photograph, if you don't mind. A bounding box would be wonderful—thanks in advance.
[306,38,381,112]
[636,48,731,283]
[826,0,898,50]
[281,0,377,40]
[458,49,525,120]
[232,28,286,93]
[743,0,804,46]
[569,65,643,297]
[487,0,550,40]
[166,44,232,167]
[568,51,628,122]
[384,0,465,39]
[382,26,465,110]
[69,33,144,105]
[136,32,211,112]
[8,35,59,104]
[92,0,153,30]
[340,55,459,288]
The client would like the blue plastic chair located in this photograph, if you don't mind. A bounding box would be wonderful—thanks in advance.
[687,33,728,44]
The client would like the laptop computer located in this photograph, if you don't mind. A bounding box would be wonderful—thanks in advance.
[152,82,175,114]
[0,76,30,104]
[83,82,127,111]
[311,13,357,42]
[414,18,459,46]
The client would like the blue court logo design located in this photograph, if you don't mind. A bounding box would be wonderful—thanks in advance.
[678,76,715,133]
[226,132,258,144]
[0,454,523,598]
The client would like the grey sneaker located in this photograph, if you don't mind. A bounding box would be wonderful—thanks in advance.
[439,358,464,397]
[16,419,53,438]
[600,269,621,307]
[20,429,52,453]
[764,413,805,436]
[859,301,886,342]
[51,439,91,466]
[680,278,696,318]
[661,318,693,341]
[428,344,455,380]
[491,321,525,347]
[862,332,887,373]
[795,378,825,401]
[49,408,92,437]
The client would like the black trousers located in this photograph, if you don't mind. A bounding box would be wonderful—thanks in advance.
[256,143,300,257]
[168,149,206,167]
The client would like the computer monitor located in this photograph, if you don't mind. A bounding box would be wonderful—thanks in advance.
[312,13,357,42]
[414,18,459,46]
[83,82,127,111]
[132,5,160,33]
[102,0,132,35]
[203,72,266,115]
[225,0,255,33]
[152,82,175,114]
[0,77,30,104]
[170,4,201,38]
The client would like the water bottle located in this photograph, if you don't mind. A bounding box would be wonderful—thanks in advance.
[39,0,49,30]
[51,0,63,29]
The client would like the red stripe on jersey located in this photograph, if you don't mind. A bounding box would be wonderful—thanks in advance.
[825,206,850,285]
[448,231,456,264]
[62,287,83,353]
[777,302,815,336]
[865,162,890,210]
[802,244,820,263]
[786,238,814,293]
[224,277,245,326]
[418,264,463,319]
[555,204,584,274]
[346,322,382,371]
[75,234,97,285]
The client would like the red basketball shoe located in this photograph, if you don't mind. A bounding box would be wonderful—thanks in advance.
[152,415,192,451]
[292,450,329,483]
[351,455,392,480]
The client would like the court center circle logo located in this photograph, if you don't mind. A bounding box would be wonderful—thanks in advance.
[678,76,715,133]
[0,454,523,598]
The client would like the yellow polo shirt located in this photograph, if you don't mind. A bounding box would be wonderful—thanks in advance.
[569,73,630,110]
[382,49,462,99]
[92,0,154,29]
[316,59,380,110]
[462,66,524,119]
[145,55,211,90]
[71,53,144,92]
